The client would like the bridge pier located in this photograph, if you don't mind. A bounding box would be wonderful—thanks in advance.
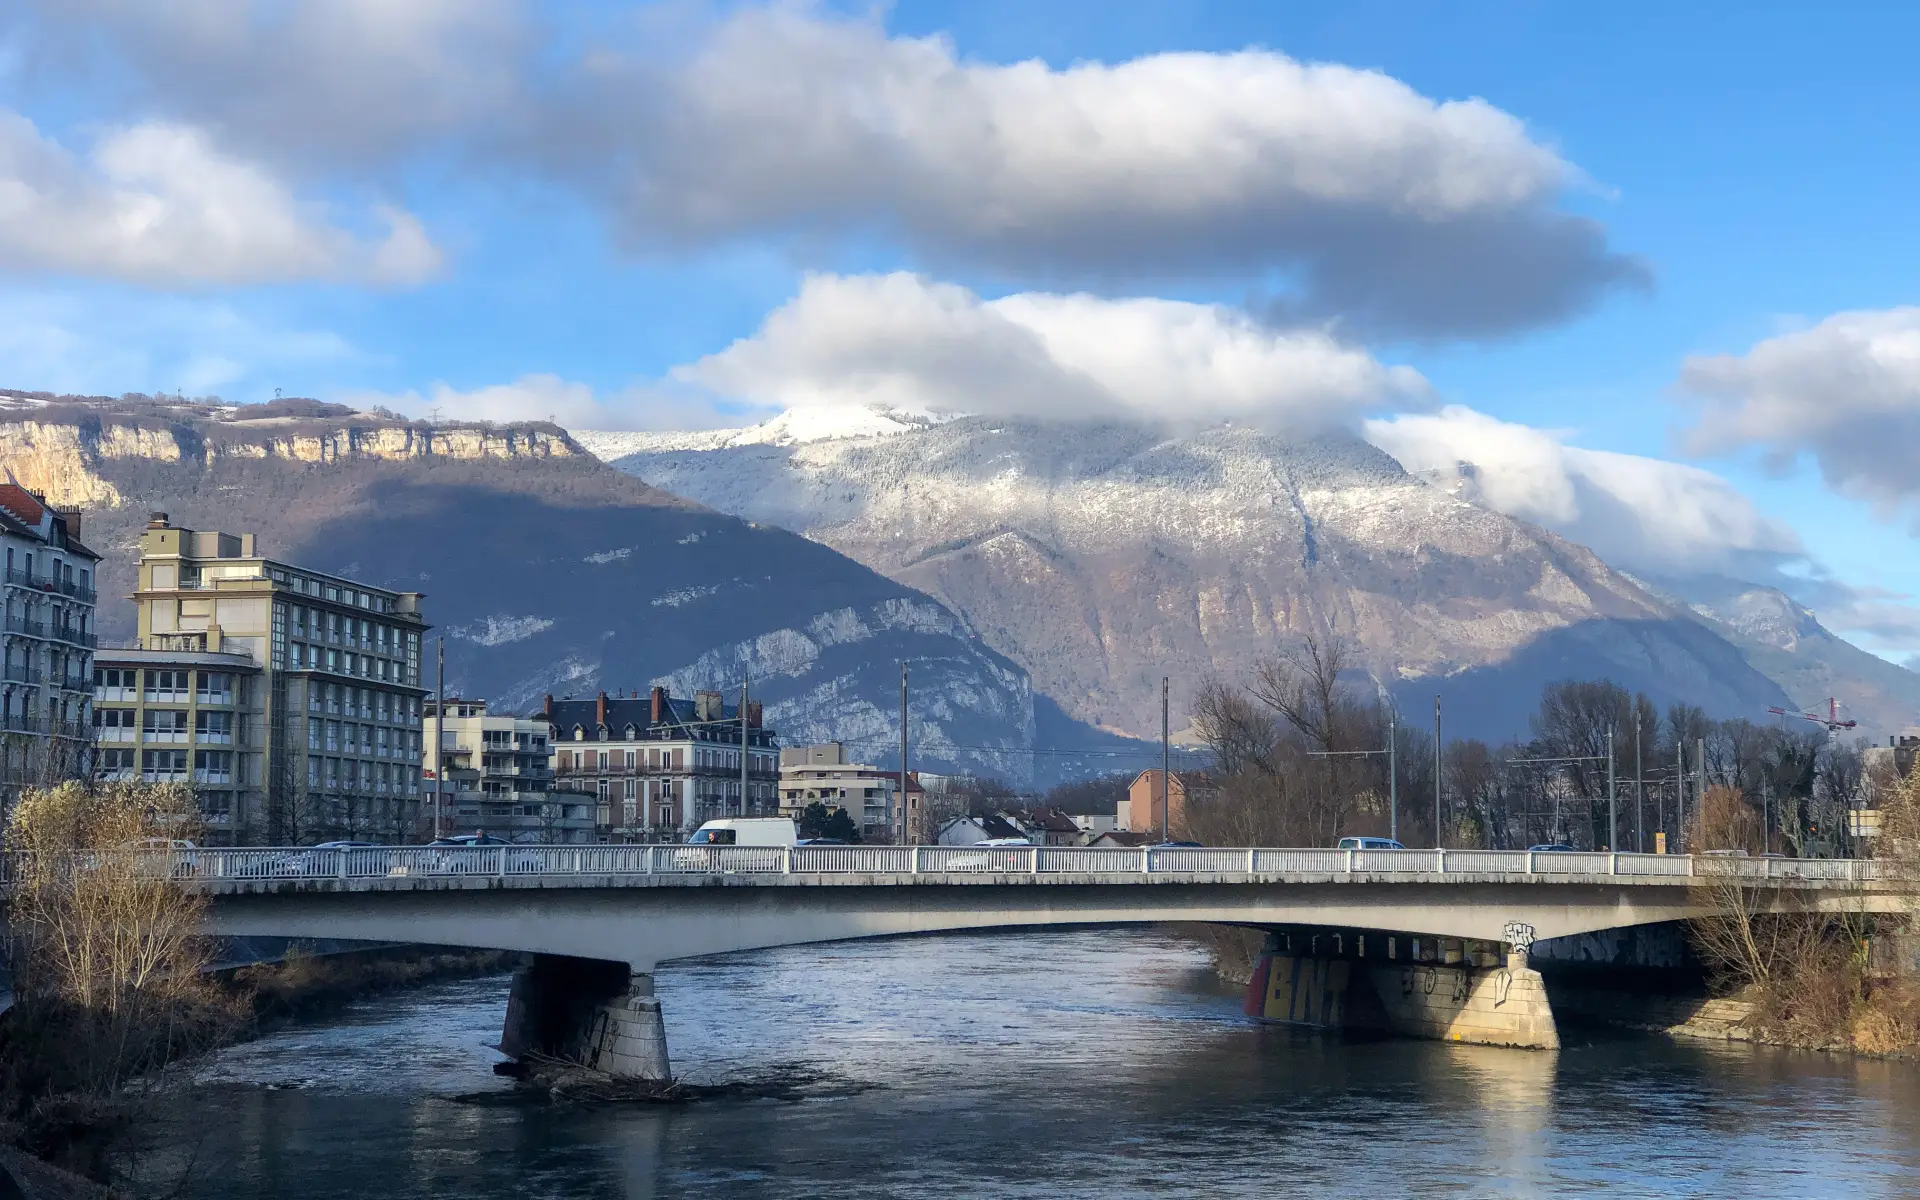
[499,954,672,1082]
[1244,928,1559,1050]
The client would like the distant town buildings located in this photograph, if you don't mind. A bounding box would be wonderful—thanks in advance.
[1118,769,1213,836]
[778,742,902,841]
[425,699,592,843]
[0,485,99,794]
[544,687,779,839]
[92,515,429,843]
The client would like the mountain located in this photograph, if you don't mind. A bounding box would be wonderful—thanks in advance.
[579,410,1796,742]
[1633,573,1920,740]
[0,391,1068,782]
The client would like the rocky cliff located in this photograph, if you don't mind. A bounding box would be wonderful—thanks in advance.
[583,412,1799,741]
[9,393,1072,783]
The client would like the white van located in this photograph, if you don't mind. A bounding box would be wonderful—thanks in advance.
[686,818,799,848]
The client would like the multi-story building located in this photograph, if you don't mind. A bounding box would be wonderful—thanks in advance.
[425,699,592,843]
[545,687,779,840]
[0,485,100,791]
[93,515,429,843]
[778,743,902,842]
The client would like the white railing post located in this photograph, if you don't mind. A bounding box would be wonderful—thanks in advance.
[1436,848,1445,875]
[1344,847,1354,875]
[1609,852,1618,875]
[1688,854,1696,877]
[911,846,920,875]
[495,847,506,879]
[1142,846,1151,874]
[1031,846,1040,874]
[645,844,656,875]
[337,850,349,881]
[1247,847,1256,875]
[782,846,793,875]
[1526,850,1536,875]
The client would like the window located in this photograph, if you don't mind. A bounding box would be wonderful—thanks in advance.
[94,708,135,740]
[193,750,232,783]
[308,720,321,751]
[196,671,234,704]
[194,710,233,743]
[625,750,636,770]
[598,751,610,771]
[142,709,188,741]
[98,747,136,776]
[143,669,188,700]
[308,756,320,787]
[141,748,188,779]
[326,685,340,715]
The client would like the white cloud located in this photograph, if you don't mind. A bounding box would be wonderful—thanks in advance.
[354,373,765,433]
[1365,405,1804,576]
[0,111,442,286]
[1679,307,1920,524]
[0,284,358,397]
[15,0,526,169]
[678,272,1427,431]
[554,7,1643,336]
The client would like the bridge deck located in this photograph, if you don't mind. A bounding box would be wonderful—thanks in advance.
[150,844,1888,894]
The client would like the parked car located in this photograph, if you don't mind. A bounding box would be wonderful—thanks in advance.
[267,840,382,877]
[130,837,199,877]
[795,838,850,846]
[938,837,1036,870]
[1149,840,1204,849]
[1527,843,1578,853]
[1336,837,1405,851]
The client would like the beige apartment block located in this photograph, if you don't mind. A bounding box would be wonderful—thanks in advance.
[95,514,430,844]
[778,742,903,842]
[425,698,593,843]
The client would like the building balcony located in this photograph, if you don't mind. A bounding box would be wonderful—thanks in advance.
[3,665,40,685]
[99,728,137,743]
[192,770,233,785]
[194,731,233,745]
[143,730,190,744]
[4,617,43,639]
[194,691,235,707]
[48,627,96,649]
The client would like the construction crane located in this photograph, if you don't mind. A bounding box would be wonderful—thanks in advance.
[1766,697,1858,746]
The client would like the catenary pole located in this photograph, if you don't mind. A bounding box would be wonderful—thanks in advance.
[433,637,444,841]
[1634,718,1644,853]
[1388,709,1398,844]
[899,662,909,845]
[1607,725,1616,852]
[1161,676,1170,843]
[739,676,750,817]
[1434,695,1442,848]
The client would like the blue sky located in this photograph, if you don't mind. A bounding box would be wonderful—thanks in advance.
[3,1,1919,665]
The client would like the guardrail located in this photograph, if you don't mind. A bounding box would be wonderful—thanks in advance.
[41,845,1889,885]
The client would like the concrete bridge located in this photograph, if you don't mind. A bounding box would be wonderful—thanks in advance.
[181,844,1906,1080]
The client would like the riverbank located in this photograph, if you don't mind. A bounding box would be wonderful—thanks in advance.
[3,945,517,1191]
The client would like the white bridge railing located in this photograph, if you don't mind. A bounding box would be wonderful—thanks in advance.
[113,844,1887,885]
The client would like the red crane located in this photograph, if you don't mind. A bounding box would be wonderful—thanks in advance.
[1766,697,1858,744]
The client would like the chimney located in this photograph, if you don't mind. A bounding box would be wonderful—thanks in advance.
[543,694,553,719]
[595,690,608,729]
[651,686,666,723]
[54,507,81,542]
[148,511,171,529]
[747,700,763,729]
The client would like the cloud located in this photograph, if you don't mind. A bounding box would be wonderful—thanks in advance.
[1365,405,1804,576]
[0,110,442,286]
[24,3,1640,333]
[353,373,765,433]
[0,284,358,397]
[676,272,1428,430]
[13,0,527,169]
[550,7,1645,336]
[1678,307,1920,525]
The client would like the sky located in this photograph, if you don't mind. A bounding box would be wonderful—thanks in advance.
[3,1,1920,668]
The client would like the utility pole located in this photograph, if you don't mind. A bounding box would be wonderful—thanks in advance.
[1606,725,1617,852]
[1675,739,1684,850]
[1389,710,1398,844]
[1161,676,1170,843]
[1696,736,1707,820]
[1634,719,1644,853]
[899,662,909,845]
[739,677,750,818]
[1433,695,1442,849]
[433,637,444,841]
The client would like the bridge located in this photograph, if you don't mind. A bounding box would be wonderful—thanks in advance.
[178,844,1905,1080]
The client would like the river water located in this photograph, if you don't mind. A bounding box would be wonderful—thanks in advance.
[145,929,1920,1198]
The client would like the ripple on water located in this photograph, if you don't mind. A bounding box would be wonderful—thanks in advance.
[156,929,1920,1199]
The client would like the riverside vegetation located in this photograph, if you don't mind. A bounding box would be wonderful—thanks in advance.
[0,780,511,1189]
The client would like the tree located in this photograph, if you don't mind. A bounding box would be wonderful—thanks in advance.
[797,802,861,843]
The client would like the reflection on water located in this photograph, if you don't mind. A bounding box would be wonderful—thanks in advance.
[150,929,1920,1198]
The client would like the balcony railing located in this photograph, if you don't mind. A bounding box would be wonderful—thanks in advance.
[48,627,96,649]
[142,730,190,744]
[4,617,43,639]
[3,665,39,685]
[3,570,97,605]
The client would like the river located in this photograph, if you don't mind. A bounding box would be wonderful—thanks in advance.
[141,929,1920,1198]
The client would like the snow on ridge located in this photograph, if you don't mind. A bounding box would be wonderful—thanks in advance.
[571,403,939,463]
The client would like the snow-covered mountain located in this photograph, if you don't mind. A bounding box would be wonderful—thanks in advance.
[578,409,1799,741]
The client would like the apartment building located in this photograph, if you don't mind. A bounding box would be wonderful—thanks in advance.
[777,742,902,842]
[0,485,99,791]
[545,687,779,839]
[424,699,592,843]
[94,515,430,844]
